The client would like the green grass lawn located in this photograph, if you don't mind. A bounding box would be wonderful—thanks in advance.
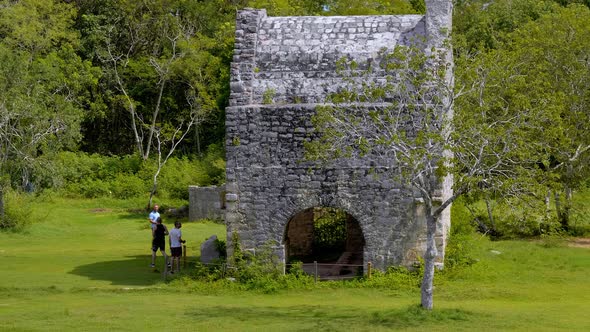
[0,198,589,331]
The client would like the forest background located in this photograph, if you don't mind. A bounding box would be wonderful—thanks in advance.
[1,0,589,238]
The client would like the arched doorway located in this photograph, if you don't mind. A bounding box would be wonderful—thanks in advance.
[284,207,365,278]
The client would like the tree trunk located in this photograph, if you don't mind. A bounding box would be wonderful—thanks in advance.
[147,166,160,210]
[554,191,570,230]
[554,191,562,224]
[465,203,490,234]
[545,191,551,220]
[195,125,201,156]
[144,79,167,160]
[562,186,572,231]
[147,187,155,211]
[420,213,438,310]
[129,103,144,158]
[0,185,4,220]
[485,199,496,232]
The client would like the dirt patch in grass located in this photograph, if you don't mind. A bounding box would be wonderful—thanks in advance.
[569,238,590,248]
[89,208,112,213]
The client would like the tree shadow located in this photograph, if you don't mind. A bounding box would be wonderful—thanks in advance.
[115,210,146,221]
[184,304,478,329]
[69,255,168,286]
[115,210,185,225]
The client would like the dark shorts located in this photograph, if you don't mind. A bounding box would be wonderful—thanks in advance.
[152,239,165,252]
[171,247,182,257]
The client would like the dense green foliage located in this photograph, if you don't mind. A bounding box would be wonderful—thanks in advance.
[454,1,590,235]
[45,145,225,200]
[313,208,347,256]
[0,0,99,222]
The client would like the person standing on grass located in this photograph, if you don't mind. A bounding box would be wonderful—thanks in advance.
[169,221,185,274]
[151,217,170,269]
[148,204,160,236]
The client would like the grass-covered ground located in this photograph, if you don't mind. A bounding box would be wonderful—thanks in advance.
[0,198,589,331]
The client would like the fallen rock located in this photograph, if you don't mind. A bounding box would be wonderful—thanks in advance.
[200,235,221,263]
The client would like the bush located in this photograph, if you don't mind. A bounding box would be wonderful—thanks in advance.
[0,190,32,232]
[154,157,209,200]
[110,174,146,199]
[138,144,226,200]
[52,152,106,185]
[444,233,479,270]
[186,235,314,293]
[34,148,227,201]
[200,143,226,185]
[214,238,227,258]
[72,178,112,198]
[362,265,422,289]
[444,200,478,269]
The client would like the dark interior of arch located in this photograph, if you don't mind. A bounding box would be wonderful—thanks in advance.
[284,207,365,278]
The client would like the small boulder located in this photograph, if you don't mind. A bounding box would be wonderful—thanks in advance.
[200,235,221,263]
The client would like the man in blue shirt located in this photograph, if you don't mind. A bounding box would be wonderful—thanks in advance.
[148,204,160,237]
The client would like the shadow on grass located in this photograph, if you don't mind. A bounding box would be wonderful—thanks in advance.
[115,210,146,221]
[115,210,184,227]
[184,304,479,329]
[69,255,168,286]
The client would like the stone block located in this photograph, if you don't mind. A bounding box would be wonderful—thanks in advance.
[200,235,221,264]
[189,185,225,221]
[225,193,238,202]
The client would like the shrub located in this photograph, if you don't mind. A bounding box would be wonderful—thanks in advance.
[444,233,479,270]
[186,234,315,293]
[110,174,146,199]
[74,178,112,198]
[200,143,226,185]
[0,190,32,232]
[155,157,209,200]
[361,265,422,289]
[11,145,229,202]
[443,200,478,270]
[53,152,106,184]
[214,238,227,258]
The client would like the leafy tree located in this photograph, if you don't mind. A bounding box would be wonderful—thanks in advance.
[76,0,233,157]
[453,0,559,53]
[0,0,96,221]
[453,0,589,55]
[321,0,418,14]
[247,0,419,15]
[456,4,590,230]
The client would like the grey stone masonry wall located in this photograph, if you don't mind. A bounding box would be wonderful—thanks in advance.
[189,185,226,221]
[226,2,453,271]
[226,105,448,270]
[230,11,425,106]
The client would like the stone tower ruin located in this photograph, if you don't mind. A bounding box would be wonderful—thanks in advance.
[225,1,453,272]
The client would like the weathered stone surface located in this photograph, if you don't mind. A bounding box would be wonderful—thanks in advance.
[200,235,221,264]
[225,3,453,272]
[188,185,225,221]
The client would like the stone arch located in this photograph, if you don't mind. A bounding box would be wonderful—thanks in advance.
[283,206,365,277]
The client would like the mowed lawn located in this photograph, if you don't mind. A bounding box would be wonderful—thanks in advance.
[0,198,589,331]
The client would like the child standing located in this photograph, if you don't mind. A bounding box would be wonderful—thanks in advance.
[169,221,185,273]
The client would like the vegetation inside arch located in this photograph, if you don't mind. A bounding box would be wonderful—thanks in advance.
[285,207,365,278]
